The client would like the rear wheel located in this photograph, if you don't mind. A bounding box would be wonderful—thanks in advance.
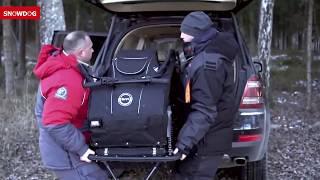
[216,154,267,180]
[241,154,267,180]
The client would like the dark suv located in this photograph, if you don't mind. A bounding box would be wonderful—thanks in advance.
[53,0,269,179]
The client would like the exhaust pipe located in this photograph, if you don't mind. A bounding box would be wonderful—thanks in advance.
[233,157,247,166]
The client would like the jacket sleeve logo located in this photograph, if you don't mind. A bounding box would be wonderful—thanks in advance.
[54,87,68,100]
[118,93,133,107]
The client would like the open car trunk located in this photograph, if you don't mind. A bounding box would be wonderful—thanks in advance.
[85,0,253,14]
[80,1,268,179]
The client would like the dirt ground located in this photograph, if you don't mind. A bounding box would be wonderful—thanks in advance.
[267,57,320,180]
[268,88,320,179]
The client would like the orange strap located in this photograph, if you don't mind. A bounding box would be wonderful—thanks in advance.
[185,80,191,103]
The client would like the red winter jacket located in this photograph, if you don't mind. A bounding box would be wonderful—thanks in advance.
[33,45,90,169]
[34,45,89,129]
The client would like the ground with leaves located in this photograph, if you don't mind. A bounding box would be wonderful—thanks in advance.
[268,89,320,180]
[0,90,55,180]
[267,57,320,180]
[1,57,320,180]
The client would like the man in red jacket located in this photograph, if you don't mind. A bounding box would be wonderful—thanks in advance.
[34,31,108,179]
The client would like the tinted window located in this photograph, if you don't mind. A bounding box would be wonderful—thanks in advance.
[52,31,107,65]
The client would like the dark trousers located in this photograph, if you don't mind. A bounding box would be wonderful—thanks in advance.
[53,162,109,180]
[175,154,223,180]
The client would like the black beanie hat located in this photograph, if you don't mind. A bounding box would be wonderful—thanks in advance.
[180,11,213,37]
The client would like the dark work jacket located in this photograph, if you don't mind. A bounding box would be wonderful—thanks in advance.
[176,28,239,156]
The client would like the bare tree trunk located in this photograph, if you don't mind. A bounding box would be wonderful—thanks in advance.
[17,20,26,79]
[16,0,26,95]
[279,30,285,51]
[249,9,256,55]
[87,8,94,31]
[257,0,275,112]
[306,0,314,110]
[38,0,66,45]
[2,0,15,97]
[35,21,40,52]
[314,14,319,53]
[298,32,304,50]
[75,0,80,30]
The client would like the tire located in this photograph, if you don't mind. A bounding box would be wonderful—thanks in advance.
[214,154,268,180]
[242,154,267,180]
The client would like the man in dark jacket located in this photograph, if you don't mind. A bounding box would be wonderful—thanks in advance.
[173,11,239,179]
[34,31,108,180]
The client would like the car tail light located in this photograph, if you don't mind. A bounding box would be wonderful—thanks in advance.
[238,134,262,142]
[233,112,263,142]
[239,75,264,109]
[233,111,263,130]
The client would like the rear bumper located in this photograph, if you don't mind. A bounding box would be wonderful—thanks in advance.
[218,108,269,168]
[219,141,265,168]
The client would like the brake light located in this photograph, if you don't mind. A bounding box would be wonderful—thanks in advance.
[240,75,264,109]
[238,134,262,142]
